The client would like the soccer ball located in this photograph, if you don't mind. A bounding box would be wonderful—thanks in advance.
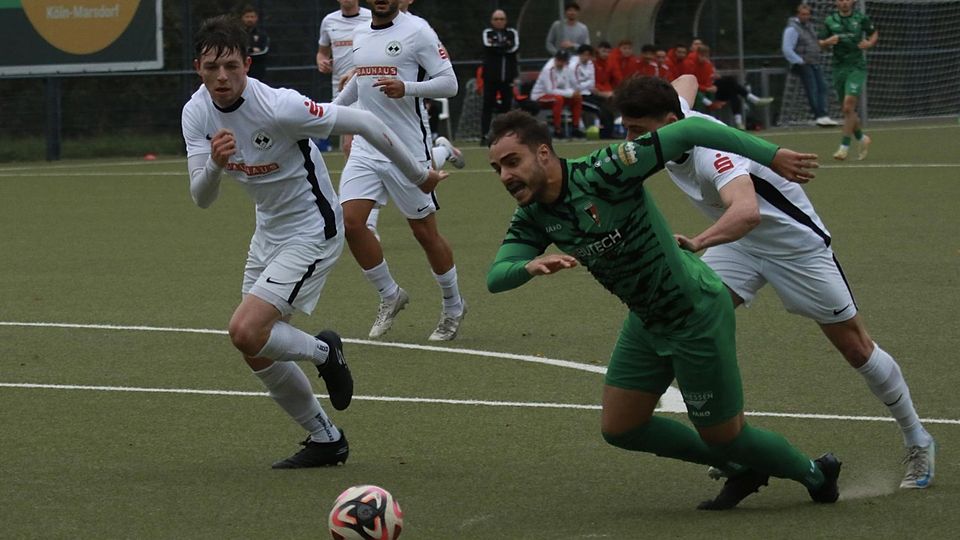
[328,485,403,540]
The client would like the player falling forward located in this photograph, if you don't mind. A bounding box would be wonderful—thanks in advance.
[181,15,446,468]
[486,109,840,510]
[334,0,466,341]
[617,74,935,489]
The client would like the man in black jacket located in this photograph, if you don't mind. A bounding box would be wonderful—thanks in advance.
[480,9,519,144]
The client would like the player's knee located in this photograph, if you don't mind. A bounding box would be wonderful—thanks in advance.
[342,211,371,239]
[228,318,267,357]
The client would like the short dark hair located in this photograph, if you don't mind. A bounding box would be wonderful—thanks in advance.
[554,49,571,62]
[489,110,555,153]
[614,76,682,120]
[576,44,593,55]
[241,4,257,15]
[640,44,656,54]
[597,40,612,49]
[195,15,250,60]
[565,2,581,11]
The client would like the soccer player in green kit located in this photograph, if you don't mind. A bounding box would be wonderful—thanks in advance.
[820,0,878,161]
[486,109,840,510]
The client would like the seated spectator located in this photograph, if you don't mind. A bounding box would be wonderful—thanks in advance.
[609,39,645,82]
[638,44,670,79]
[666,43,695,78]
[692,43,775,129]
[571,44,615,138]
[655,46,672,80]
[531,50,584,139]
[593,41,622,90]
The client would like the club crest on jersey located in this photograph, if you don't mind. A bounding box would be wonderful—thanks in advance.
[616,142,639,165]
[583,202,601,226]
[252,131,274,151]
[385,40,402,57]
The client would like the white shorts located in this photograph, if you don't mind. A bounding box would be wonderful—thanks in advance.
[701,243,858,325]
[242,236,344,317]
[339,156,437,219]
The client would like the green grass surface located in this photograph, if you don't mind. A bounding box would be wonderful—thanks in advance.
[2,121,959,539]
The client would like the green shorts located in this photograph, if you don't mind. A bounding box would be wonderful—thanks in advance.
[833,67,866,101]
[604,272,743,428]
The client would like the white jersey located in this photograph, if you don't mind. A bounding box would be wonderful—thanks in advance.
[666,97,831,257]
[181,77,343,246]
[349,11,452,162]
[318,8,373,85]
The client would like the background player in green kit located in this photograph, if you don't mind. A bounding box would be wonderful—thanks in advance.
[486,109,839,510]
[819,0,878,161]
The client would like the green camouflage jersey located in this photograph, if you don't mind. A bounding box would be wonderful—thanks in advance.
[820,10,876,69]
[487,117,779,334]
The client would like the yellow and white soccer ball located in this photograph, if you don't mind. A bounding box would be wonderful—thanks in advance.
[328,485,403,540]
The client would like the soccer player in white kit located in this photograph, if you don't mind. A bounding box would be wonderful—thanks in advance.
[334,0,466,341]
[614,75,935,489]
[181,15,446,468]
[317,0,372,158]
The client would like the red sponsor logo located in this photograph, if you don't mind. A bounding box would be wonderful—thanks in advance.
[438,44,449,60]
[355,66,398,77]
[333,40,352,47]
[713,153,734,174]
[303,100,324,118]
[225,162,280,177]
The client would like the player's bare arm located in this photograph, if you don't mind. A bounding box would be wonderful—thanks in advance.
[316,46,333,73]
[209,128,236,167]
[525,253,579,276]
[859,31,879,49]
[674,175,760,252]
[819,34,840,48]
[771,148,818,183]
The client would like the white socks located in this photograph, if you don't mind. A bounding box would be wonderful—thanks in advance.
[431,145,451,170]
[363,259,400,301]
[254,362,340,443]
[856,343,932,448]
[256,321,329,366]
[366,206,381,240]
[433,265,463,315]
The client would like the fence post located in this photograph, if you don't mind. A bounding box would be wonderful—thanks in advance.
[45,77,62,162]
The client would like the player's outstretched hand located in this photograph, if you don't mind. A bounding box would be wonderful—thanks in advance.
[771,148,818,183]
[373,78,405,98]
[210,129,236,167]
[418,169,449,193]
[525,254,579,277]
[674,234,700,252]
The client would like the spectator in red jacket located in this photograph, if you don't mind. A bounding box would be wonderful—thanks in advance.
[608,39,645,82]
[593,40,622,90]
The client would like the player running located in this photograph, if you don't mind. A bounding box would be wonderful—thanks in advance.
[334,0,466,341]
[819,0,878,160]
[615,74,935,489]
[181,15,445,468]
[486,109,840,509]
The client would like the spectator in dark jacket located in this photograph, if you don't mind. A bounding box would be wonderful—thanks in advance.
[480,9,520,142]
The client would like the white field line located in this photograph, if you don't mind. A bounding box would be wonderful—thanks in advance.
[4,321,959,425]
[0,320,680,413]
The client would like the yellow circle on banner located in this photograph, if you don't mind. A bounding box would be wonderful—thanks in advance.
[23,1,141,55]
